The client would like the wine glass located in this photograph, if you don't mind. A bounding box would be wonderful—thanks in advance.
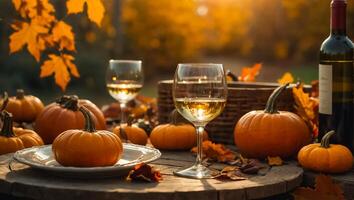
[106,60,143,125]
[173,63,227,179]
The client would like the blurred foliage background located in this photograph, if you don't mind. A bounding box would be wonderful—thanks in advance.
[0,0,353,104]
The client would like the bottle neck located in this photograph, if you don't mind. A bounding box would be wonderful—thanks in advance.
[331,0,347,35]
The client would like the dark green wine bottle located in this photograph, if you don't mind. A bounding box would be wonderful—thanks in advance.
[319,0,354,152]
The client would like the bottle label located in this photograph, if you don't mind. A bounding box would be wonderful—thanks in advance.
[319,64,332,115]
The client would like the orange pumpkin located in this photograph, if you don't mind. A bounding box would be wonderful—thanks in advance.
[298,131,353,173]
[34,95,106,144]
[150,110,208,150]
[234,84,311,158]
[0,111,44,155]
[53,107,123,167]
[113,117,148,145]
[0,89,44,123]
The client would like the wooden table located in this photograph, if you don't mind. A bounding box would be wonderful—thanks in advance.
[0,151,303,200]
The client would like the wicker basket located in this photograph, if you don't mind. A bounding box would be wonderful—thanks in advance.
[158,80,310,145]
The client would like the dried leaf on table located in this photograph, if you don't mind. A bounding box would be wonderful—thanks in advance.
[191,141,236,163]
[267,156,283,166]
[293,174,344,200]
[277,72,294,84]
[214,166,247,181]
[126,163,162,182]
[239,159,265,174]
[238,63,262,82]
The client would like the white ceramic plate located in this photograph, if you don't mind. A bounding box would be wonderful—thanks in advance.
[13,143,161,178]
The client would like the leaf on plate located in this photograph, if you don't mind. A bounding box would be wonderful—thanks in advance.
[126,163,162,182]
[40,54,79,91]
[267,156,283,166]
[66,0,105,26]
[191,141,236,163]
[293,174,345,200]
[238,63,262,82]
[278,72,294,84]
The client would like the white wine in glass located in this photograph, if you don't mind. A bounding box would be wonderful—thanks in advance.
[173,63,227,179]
[106,60,143,125]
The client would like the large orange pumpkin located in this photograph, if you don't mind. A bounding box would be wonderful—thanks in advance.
[0,111,44,155]
[53,107,123,167]
[150,110,208,150]
[0,89,44,123]
[34,95,106,144]
[298,131,353,173]
[234,84,311,158]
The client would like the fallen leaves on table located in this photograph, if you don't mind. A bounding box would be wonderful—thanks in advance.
[238,63,262,82]
[191,141,236,163]
[278,72,294,84]
[126,163,162,183]
[292,84,319,139]
[214,166,246,181]
[267,156,283,166]
[239,159,265,174]
[66,0,105,26]
[293,174,345,200]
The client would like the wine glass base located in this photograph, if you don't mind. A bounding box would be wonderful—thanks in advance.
[173,164,216,179]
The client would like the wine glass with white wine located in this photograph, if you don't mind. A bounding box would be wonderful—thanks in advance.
[173,63,227,179]
[106,60,143,125]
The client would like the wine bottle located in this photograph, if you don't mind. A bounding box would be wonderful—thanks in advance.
[319,0,354,152]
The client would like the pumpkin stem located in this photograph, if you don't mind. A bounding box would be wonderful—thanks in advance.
[320,130,335,148]
[57,95,79,111]
[264,83,289,114]
[0,111,15,137]
[16,89,25,99]
[78,106,96,132]
[0,92,9,112]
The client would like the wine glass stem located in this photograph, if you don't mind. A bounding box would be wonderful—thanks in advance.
[195,126,205,167]
[120,103,127,125]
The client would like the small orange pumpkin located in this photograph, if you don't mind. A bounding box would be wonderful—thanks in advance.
[234,84,311,158]
[298,131,353,173]
[0,89,44,123]
[53,107,123,167]
[113,117,148,145]
[0,111,44,155]
[34,95,106,144]
[150,110,208,150]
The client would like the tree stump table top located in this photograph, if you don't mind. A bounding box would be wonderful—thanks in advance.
[0,150,303,200]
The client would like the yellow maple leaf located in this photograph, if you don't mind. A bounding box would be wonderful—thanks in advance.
[52,21,76,51]
[9,20,48,61]
[293,175,344,200]
[292,85,316,120]
[40,54,80,91]
[278,72,294,84]
[66,0,105,26]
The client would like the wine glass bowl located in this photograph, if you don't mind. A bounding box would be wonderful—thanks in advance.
[106,60,143,124]
[173,63,227,179]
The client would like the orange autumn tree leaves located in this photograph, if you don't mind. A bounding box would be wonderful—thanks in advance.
[8,0,105,91]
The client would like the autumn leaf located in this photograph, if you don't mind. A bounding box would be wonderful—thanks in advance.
[293,175,345,200]
[66,0,105,26]
[278,72,294,84]
[40,54,80,91]
[126,163,162,182]
[267,156,283,166]
[52,21,76,51]
[238,63,262,82]
[9,20,48,61]
[191,141,236,163]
